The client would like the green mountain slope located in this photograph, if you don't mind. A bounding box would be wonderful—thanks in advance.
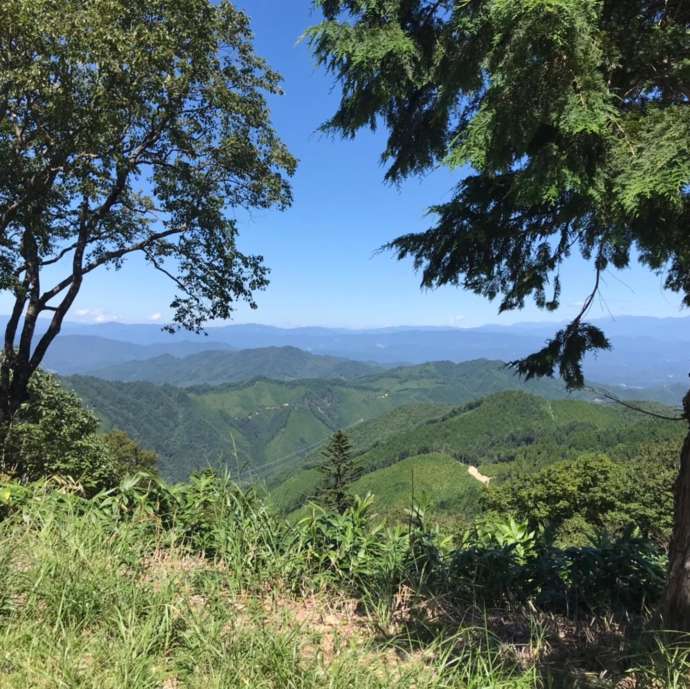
[271,391,685,517]
[88,346,382,385]
[68,360,576,481]
[351,453,483,523]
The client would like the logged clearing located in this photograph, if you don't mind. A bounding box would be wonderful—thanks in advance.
[468,465,491,485]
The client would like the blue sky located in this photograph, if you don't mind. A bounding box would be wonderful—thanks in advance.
[3,0,685,329]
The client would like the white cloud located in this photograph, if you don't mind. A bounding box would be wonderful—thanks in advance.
[150,312,162,322]
[72,307,120,323]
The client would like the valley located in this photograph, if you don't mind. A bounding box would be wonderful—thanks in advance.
[68,357,577,481]
[67,347,685,526]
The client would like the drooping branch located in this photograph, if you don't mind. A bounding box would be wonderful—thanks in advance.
[145,250,192,296]
[571,259,603,327]
[510,257,610,389]
[585,384,686,422]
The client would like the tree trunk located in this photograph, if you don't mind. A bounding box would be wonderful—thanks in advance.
[665,388,690,631]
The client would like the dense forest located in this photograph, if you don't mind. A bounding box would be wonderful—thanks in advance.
[67,359,585,480]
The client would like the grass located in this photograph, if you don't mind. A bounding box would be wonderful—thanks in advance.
[0,497,531,688]
[0,475,687,688]
[348,452,483,524]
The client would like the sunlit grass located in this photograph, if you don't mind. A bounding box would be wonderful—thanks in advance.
[0,476,686,688]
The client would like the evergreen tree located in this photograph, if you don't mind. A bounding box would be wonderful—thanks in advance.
[316,430,361,513]
[308,0,690,630]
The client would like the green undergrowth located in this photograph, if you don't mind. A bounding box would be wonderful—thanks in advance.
[0,473,687,688]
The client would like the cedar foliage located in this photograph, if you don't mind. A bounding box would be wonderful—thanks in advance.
[316,430,362,513]
[307,0,689,387]
[308,0,690,628]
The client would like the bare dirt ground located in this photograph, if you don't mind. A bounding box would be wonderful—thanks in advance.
[468,465,491,485]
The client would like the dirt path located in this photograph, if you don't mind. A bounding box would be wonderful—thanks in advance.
[468,465,491,485]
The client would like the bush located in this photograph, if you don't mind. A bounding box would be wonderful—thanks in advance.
[448,516,665,615]
[484,451,676,546]
[0,371,158,495]
[289,494,406,591]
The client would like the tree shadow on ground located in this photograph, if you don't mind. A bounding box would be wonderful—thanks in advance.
[363,588,677,688]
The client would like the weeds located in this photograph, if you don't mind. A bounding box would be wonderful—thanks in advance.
[0,473,686,688]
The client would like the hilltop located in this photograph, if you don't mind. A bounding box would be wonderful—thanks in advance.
[67,359,577,481]
[86,346,382,385]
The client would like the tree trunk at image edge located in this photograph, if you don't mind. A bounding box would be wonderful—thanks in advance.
[665,389,690,631]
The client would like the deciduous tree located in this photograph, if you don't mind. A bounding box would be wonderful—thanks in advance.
[0,370,152,493]
[0,0,295,422]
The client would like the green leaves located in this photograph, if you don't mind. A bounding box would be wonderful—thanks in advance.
[0,0,296,401]
[485,449,677,546]
[510,321,610,389]
[0,370,157,493]
[312,0,690,388]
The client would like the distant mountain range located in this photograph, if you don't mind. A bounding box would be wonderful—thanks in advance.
[87,346,381,385]
[41,335,235,375]
[4,314,688,388]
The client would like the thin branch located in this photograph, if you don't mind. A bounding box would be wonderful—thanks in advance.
[38,226,183,306]
[572,260,602,326]
[144,251,189,295]
[586,384,685,422]
[39,242,80,268]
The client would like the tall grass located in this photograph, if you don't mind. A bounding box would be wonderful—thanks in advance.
[0,473,685,688]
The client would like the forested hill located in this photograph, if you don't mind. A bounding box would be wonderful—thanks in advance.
[67,359,579,481]
[270,390,685,519]
[86,346,382,385]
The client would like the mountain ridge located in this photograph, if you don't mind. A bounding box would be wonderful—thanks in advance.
[67,359,582,481]
[19,314,687,387]
[87,345,383,385]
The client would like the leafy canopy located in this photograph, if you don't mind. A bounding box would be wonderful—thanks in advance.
[0,0,295,411]
[485,448,677,546]
[309,0,689,387]
[1,0,295,327]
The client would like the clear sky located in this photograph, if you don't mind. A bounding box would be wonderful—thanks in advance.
[3,0,686,329]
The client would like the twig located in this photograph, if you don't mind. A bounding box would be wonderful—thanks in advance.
[585,384,685,422]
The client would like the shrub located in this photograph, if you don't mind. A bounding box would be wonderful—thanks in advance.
[0,474,668,620]
[485,451,675,546]
[448,516,665,615]
[0,371,158,495]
